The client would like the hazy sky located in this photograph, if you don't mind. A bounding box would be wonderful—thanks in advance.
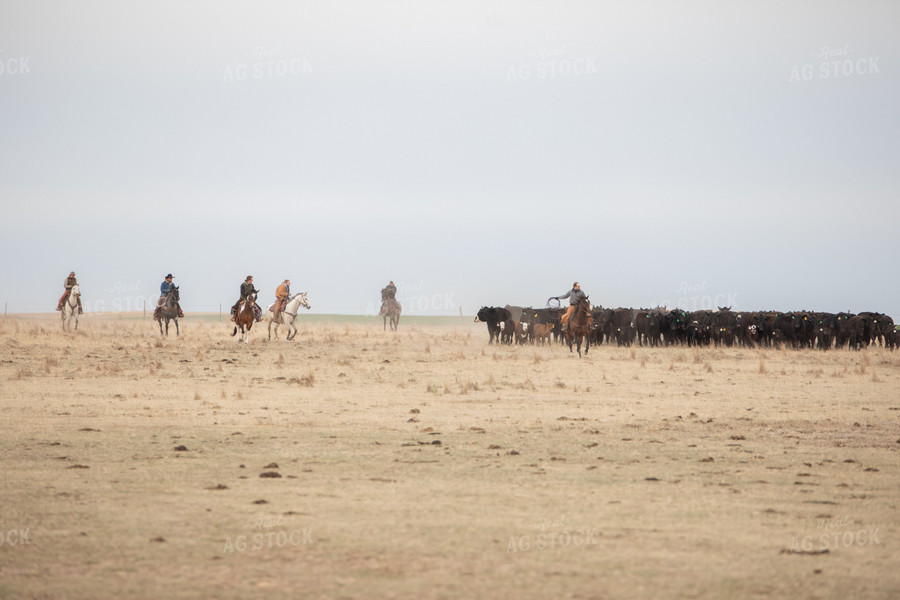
[1,1,898,317]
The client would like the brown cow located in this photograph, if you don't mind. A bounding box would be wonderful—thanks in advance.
[533,323,553,346]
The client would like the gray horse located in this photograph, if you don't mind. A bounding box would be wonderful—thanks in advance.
[380,292,401,332]
[157,286,180,336]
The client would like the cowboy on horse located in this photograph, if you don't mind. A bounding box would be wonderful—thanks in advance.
[231,275,262,322]
[56,271,83,314]
[272,279,291,322]
[381,281,398,310]
[153,274,184,320]
[379,281,401,331]
[552,282,587,332]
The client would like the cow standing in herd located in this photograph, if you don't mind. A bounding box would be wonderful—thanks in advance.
[476,304,896,352]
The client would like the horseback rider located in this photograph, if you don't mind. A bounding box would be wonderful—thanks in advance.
[56,271,83,314]
[383,281,397,298]
[273,279,291,322]
[553,282,586,332]
[231,275,261,322]
[153,274,184,320]
[381,281,397,311]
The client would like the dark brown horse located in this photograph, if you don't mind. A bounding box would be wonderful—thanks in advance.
[565,297,592,357]
[157,286,180,337]
[231,291,259,344]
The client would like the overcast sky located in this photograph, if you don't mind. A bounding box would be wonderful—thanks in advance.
[1,1,898,318]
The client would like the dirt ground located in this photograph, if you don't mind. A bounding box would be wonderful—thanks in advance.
[0,314,898,599]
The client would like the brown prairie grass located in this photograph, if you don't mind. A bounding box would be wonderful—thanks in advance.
[0,315,897,600]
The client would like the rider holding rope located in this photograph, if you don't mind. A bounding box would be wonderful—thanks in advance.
[552,282,586,332]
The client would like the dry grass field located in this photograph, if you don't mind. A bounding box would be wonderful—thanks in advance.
[0,313,898,599]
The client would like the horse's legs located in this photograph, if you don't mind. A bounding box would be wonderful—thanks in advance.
[268,320,273,341]
[174,319,179,336]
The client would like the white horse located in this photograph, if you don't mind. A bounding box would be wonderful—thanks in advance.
[61,284,80,332]
[267,292,311,341]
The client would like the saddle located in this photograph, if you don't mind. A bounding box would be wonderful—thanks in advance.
[157,297,167,308]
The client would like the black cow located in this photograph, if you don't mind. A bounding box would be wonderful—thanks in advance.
[684,311,714,346]
[615,323,636,347]
[634,310,661,347]
[859,312,895,347]
[605,308,634,347]
[888,328,899,351]
[834,312,855,348]
[755,311,779,348]
[795,311,816,349]
[847,315,871,351]
[812,312,837,350]
[711,309,738,347]
[590,307,613,345]
[661,309,690,346]
[475,307,512,344]
[686,318,711,347]
[735,312,759,347]
[775,312,805,348]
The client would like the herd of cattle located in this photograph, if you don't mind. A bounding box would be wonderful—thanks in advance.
[475,305,898,351]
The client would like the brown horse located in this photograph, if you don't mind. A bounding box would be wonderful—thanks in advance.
[565,296,592,357]
[231,291,259,344]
